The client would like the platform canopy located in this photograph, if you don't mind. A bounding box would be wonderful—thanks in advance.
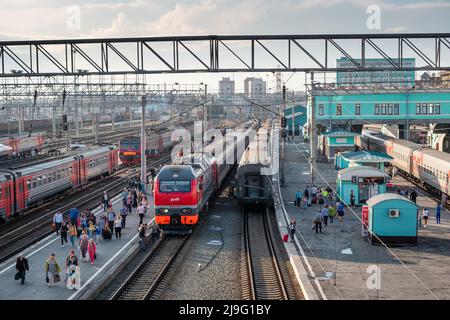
[338,165,390,181]
[366,193,415,207]
[340,150,393,163]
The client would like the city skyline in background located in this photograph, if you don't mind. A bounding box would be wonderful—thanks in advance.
[0,0,449,90]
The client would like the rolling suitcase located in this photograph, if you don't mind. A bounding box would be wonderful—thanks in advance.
[311,195,318,204]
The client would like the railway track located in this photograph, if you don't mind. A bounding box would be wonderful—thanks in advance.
[108,235,189,300]
[242,208,293,300]
[0,154,171,263]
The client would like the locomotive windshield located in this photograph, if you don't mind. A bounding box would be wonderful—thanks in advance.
[159,180,191,193]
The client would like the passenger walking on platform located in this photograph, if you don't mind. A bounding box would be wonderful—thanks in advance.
[44,254,61,287]
[302,196,308,209]
[313,210,323,234]
[68,221,77,247]
[102,223,113,240]
[436,203,442,224]
[138,224,147,250]
[69,208,79,227]
[150,224,160,244]
[311,185,317,198]
[422,207,429,227]
[391,166,397,179]
[321,205,329,226]
[337,201,345,222]
[288,222,296,242]
[350,190,355,208]
[102,191,110,212]
[122,188,128,206]
[97,216,105,242]
[328,205,336,224]
[79,230,89,261]
[15,255,29,285]
[137,203,146,225]
[87,221,96,239]
[60,221,68,247]
[126,192,133,214]
[410,190,418,204]
[107,208,116,232]
[304,186,310,200]
[65,250,79,289]
[133,189,138,209]
[318,194,324,210]
[114,216,123,239]
[120,205,128,228]
[295,190,302,207]
[53,211,63,235]
[87,239,97,265]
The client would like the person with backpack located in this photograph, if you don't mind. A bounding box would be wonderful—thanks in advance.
[102,222,112,240]
[65,250,79,290]
[126,192,133,214]
[313,210,323,234]
[15,255,29,285]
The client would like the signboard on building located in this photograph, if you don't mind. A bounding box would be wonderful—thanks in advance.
[336,58,415,87]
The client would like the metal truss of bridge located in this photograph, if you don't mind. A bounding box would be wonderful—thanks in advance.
[0,34,449,77]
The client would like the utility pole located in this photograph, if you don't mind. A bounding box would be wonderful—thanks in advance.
[52,104,56,138]
[75,78,79,138]
[141,95,147,194]
[310,72,316,184]
[281,84,286,186]
[94,113,99,144]
[111,105,115,131]
[203,84,208,131]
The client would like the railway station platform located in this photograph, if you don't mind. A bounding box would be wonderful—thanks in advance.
[278,137,450,300]
[0,191,155,300]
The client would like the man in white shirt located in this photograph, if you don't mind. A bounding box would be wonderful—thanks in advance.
[137,204,146,225]
[53,211,63,235]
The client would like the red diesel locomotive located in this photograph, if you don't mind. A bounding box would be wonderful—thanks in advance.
[154,120,258,234]
[0,146,118,220]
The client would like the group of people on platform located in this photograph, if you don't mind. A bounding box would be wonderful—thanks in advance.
[292,185,346,235]
[14,183,162,289]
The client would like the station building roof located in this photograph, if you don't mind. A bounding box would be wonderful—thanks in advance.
[366,193,416,207]
[338,165,390,181]
[340,150,393,163]
[321,129,357,137]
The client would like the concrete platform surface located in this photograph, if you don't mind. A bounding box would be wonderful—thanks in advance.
[281,138,450,300]
[0,191,154,300]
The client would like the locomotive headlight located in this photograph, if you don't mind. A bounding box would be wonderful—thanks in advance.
[159,208,169,214]
[182,208,192,214]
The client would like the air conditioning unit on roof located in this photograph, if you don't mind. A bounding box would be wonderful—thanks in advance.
[389,209,400,218]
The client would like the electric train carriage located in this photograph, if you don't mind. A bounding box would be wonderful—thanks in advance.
[360,130,450,197]
[119,122,195,165]
[153,120,258,234]
[119,128,172,165]
[0,146,118,220]
[0,134,46,159]
[236,119,278,208]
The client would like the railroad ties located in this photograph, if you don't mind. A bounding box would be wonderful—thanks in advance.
[242,208,293,300]
[109,235,189,300]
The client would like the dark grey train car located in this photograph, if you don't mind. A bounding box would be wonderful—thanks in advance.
[236,119,276,208]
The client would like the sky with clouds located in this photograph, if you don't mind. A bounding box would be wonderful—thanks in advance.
[0,0,449,90]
